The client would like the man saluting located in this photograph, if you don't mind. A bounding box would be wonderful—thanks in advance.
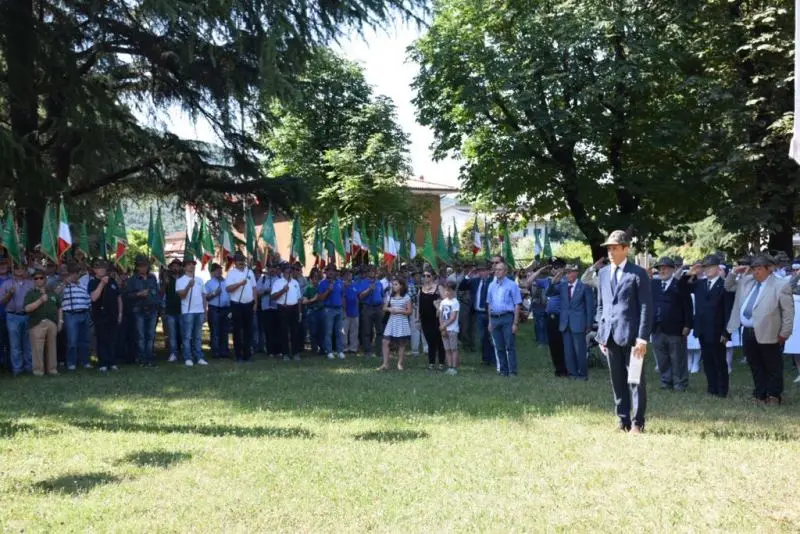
[595,230,653,434]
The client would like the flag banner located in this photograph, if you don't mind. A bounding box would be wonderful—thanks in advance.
[436,222,450,264]
[57,200,72,260]
[261,207,278,251]
[152,207,166,265]
[111,202,127,261]
[147,206,155,252]
[502,223,515,269]
[422,227,437,268]
[245,207,257,259]
[328,210,346,263]
[40,202,58,263]
[534,228,543,259]
[483,218,492,260]
[451,217,460,257]
[200,218,215,268]
[384,223,398,269]
[290,213,306,264]
[542,225,553,258]
[2,211,21,266]
[471,216,482,256]
[78,221,89,256]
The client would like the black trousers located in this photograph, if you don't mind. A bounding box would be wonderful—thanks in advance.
[700,336,728,397]
[742,327,784,400]
[421,314,446,365]
[231,302,253,361]
[278,305,301,357]
[606,339,647,429]
[546,313,567,376]
[360,305,384,356]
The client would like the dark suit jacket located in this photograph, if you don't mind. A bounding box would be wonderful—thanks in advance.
[459,276,491,312]
[596,261,653,347]
[548,280,594,333]
[688,276,733,342]
[651,277,693,336]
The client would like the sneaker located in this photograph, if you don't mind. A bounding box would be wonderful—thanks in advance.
[437,364,445,371]
[327,353,335,360]
[427,364,435,371]
[197,359,209,366]
[110,365,119,371]
[168,354,178,363]
[67,365,76,371]
[83,364,94,370]
[283,355,291,362]
[293,355,301,362]
[184,360,194,367]
[338,352,346,360]
[99,366,108,373]
[445,368,457,375]
[794,375,800,384]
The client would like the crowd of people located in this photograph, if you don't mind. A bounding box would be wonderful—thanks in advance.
[1,231,798,431]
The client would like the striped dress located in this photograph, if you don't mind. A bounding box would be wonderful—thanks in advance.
[383,295,412,340]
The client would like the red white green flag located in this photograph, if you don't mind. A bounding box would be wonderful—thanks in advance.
[57,200,72,260]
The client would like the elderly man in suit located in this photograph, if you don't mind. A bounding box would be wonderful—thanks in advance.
[685,254,734,397]
[548,264,595,380]
[651,257,693,392]
[725,255,793,405]
[596,230,653,434]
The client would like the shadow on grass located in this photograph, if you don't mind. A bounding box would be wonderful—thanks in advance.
[69,420,315,439]
[648,425,800,442]
[119,449,193,469]
[0,420,33,438]
[354,430,430,443]
[33,472,120,495]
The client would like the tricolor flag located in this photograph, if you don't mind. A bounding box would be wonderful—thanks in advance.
[57,200,72,260]
[409,225,417,259]
[471,216,482,256]
[200,218,215,268]
[383,223,398,269]
[219,216,235,268]
[352,223,363,256]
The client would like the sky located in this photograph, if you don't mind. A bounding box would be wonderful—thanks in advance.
[161,16,462,188]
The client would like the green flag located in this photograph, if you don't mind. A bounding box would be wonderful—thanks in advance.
[502,223,515,269]
[40,202,58,263]
[78,221,90,256]
[190,222,202,260]
[261,207,278,251]
[436,222,450,264]
[183,232,192,263]
[408,224,418,259]
[105,208,116,258]
[422,227,437,268]
[152,207,166,265]
[377,219,385,256]
[147,206,155,251]
[398,224,408,261]
[200,218,215,268]
[451,217,460,257]
[368,226,378,265]
[2,212,21,266]
[110,202,127,261]
[290,213,305,264]
[245,207,257,258]
[327,210,346,262]
[542,224,552,258]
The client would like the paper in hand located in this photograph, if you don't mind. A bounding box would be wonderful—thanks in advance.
[627,349,643,385]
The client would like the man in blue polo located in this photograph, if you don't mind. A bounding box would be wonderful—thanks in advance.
[487,261,523,376]
[358,267,385,358]
[319,265,345,360]
[204,263,231,359]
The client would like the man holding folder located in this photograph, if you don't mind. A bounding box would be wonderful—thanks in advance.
[595,230,653,434]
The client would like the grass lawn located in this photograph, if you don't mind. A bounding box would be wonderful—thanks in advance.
[1,324,799,532]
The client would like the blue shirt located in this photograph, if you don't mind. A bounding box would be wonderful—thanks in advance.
[487,277,523,314]
[205,277,231,308]
[344,284,360,318]
[536,278,561,314]
[319,278,343,308]
[0,275,8,313]
[357,279,384,306]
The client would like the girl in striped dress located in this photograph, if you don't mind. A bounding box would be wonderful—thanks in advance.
[378,278,412,371]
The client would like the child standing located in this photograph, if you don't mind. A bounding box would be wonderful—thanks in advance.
[439,281,461,375]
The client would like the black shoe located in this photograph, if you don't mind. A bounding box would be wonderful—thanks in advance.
[615,422,631,433]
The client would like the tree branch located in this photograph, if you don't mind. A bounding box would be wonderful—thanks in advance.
[67,157,160,197]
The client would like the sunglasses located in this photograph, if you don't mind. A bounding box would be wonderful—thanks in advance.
[423,274,432,278]
[33,276,45,280]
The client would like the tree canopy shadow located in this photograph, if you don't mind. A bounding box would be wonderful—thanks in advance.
[0,420,33,438]
[118,449,193,469]
[354,430,430,443]
[69,419,315,439]
[32,472,120,495]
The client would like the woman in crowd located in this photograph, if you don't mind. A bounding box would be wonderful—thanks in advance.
[378,277,412,371]
[417,269,446,370]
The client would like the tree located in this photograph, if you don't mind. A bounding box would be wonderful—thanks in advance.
[264,49,417,230]
[410,0,718,259]
[0,0,424,241]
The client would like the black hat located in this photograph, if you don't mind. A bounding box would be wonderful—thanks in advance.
[751,255,773,268]
[601,230,630,247]
[169,258,182,267]
[654,257,676,269]
[233,250,245,262]
[134,254,149,267]
[93,259,109,268]
[701,254,722,267]
[565,264,581,272]
[673,256,684,266]
[737,255,753,267]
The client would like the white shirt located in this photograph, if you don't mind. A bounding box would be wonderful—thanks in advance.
[660,277,673,292]
[270,276,302,306]
[706,276,720,289]
[225,267,257,304]
[78,273,90,290]
[175,275,205,314]
[740,277,767,328]
[439,298,460,333]
[611,260,627,285]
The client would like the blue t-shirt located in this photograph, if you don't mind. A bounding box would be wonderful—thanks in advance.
[318,278,343,308]
[356,279,384,306]
[344,284,360,317]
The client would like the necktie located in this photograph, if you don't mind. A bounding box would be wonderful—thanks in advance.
[477,280,487,311]
[743,282,761,320]
[568,284,574,300]
[707,279,713,292]
[661,280,667,292]
[611,268,618,293]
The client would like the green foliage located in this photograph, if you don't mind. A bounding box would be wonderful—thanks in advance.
[654,216,745,263]
[553,240,594,268]
[125,229,149,260]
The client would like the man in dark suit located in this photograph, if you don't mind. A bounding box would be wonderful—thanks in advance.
[651,257,693,391]
[460,263,494,365]
[685,254,734,397]
[548,264,594,380]
[596,230,653,434]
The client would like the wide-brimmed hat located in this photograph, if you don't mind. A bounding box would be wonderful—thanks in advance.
[701,254,722,267]
[565,264,581,272]
[654,257,676,269]
[600,230,630,247]
[168,258,182,267]
[751,255,774,268]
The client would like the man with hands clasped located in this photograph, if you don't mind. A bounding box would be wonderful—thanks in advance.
[595,230,653,434]
[88,259,123,372]
[225,251,258,363]
[23,268,63,376]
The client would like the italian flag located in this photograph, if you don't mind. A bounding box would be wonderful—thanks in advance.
[383,223,398,269]
[352,223,363,256]
[57,200,72,259]
[471,216,482,256]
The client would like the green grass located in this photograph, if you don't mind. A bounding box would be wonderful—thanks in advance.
[1,325,799,533]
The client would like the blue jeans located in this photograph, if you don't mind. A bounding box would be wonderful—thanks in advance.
[64,311,91,367]
[533,309,548,345]
[491,313,517,375]
[208,306,230,357]
[180,313,204,362]
[323,307,343,354]
[305,308,324,353]
[6,313,31,374]
[164,314,181,356]
[562,329,588,379]
[134,310,157,364]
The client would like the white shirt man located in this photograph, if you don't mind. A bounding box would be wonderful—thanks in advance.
[271,274,302,306]
[225,265,257,305]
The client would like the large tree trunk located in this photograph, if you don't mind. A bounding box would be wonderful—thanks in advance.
[559,164,606,261]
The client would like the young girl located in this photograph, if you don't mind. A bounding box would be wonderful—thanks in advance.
[439,281,461,375]
[378,278,412,371]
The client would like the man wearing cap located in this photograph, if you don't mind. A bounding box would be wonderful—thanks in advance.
[87,260,123,372]
[271,263,303,359]
[225,251,258,363]
[125,255,159,367]
[61,262,93,370]
[595,230,652,433]
[205,263,231,359]
[726,255,793,404]
[319,265,346,360]
[651,257,693,391]
[548,264,594,380]
[23,268,62,376]
[686,254,734,397]
[175,254,208,367]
